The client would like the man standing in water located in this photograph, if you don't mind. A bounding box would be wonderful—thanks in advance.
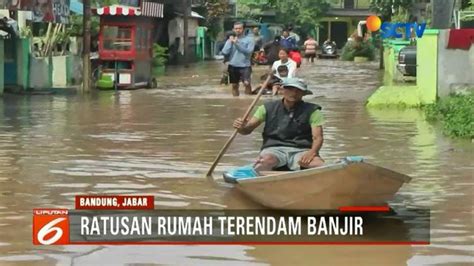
[221,22,255,96]
[233,78,325,171]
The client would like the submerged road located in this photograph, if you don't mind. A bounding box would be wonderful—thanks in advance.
[0,60,472,265]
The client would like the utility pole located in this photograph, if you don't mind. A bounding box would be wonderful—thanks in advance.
[82,0,92,92]
[183,0,190,66]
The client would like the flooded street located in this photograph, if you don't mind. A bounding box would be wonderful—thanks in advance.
[0,60,472,265]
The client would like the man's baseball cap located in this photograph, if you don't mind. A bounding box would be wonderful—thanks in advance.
[281,78,313,95]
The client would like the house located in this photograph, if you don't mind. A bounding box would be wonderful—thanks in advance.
[119,0,206,64]
[0,0,85,94]
[318,0,372,49]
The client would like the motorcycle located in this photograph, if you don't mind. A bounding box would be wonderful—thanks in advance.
[319,41,338,59]
[322,41,337,55]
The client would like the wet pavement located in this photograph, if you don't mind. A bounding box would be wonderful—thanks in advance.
[0,60,472,265]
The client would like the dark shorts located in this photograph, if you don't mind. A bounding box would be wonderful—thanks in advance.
[228,65,252,84]
[305,52,316,58]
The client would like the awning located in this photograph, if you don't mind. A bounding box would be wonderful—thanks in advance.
[174,11,205,19]
[94,5,142,16]
[93,3,164,18]
[191,11,205,19]
[141,1,164,18]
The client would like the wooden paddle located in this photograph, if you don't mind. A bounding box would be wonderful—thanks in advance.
[206,73,273,181]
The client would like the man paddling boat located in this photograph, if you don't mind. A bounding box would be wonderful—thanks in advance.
[233,78,325,171]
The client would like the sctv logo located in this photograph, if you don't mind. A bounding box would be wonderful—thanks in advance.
[366,15,427,39]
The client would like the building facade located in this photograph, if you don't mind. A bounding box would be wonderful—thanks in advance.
[318,0,371,48]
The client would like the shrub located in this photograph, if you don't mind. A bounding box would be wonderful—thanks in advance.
[152,44,168,67]
[341,39,376,61]
[425,92,474,139]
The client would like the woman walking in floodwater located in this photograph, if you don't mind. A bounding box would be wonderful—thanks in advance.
[304,35,318,63]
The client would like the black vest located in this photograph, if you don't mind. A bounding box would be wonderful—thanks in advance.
[262,100,322,150]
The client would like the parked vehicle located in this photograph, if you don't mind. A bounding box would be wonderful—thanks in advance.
[398,46,417,77]
[318,40,338,59]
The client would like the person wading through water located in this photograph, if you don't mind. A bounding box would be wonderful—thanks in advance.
[221,21,255,96]
[233,78,325,171]
[304,35,318,63]
[263,36,282,66]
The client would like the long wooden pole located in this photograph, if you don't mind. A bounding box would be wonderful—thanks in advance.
[82,0,91,92]
[206,74,273,181]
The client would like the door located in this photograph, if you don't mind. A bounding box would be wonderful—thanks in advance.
[330,22,348,49]
[4,39,17,85]
[318,22,329,46]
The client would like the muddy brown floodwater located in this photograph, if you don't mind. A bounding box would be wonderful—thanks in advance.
[0,60,472,265]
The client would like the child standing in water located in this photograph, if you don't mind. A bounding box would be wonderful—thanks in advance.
[252,65,289,95]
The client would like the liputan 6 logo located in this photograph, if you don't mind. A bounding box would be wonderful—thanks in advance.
[33,209,69,245]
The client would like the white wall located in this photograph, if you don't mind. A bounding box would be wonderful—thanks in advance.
[29,57,51,89]
[437,30,474,97]
[52,56,68,87]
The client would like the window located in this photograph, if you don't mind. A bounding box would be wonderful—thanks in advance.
[344,0,354,9]
[356,0,371,9]
[102,26,133,51]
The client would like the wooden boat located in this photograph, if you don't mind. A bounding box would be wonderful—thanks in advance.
[223,158,411,210]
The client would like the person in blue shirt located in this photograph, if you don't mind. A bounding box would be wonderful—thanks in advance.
[280,29,296,50]
[221,22,255,96]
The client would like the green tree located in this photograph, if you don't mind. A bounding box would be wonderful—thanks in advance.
[461,0,474,21]
[461,0,473,10]
[68,0,120,36]
[203,0,229,39]
[238,0,329,30]
[237,0,273,19]
[370,0,413,21]
[271,0,330,27]
[93,0,120,7]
